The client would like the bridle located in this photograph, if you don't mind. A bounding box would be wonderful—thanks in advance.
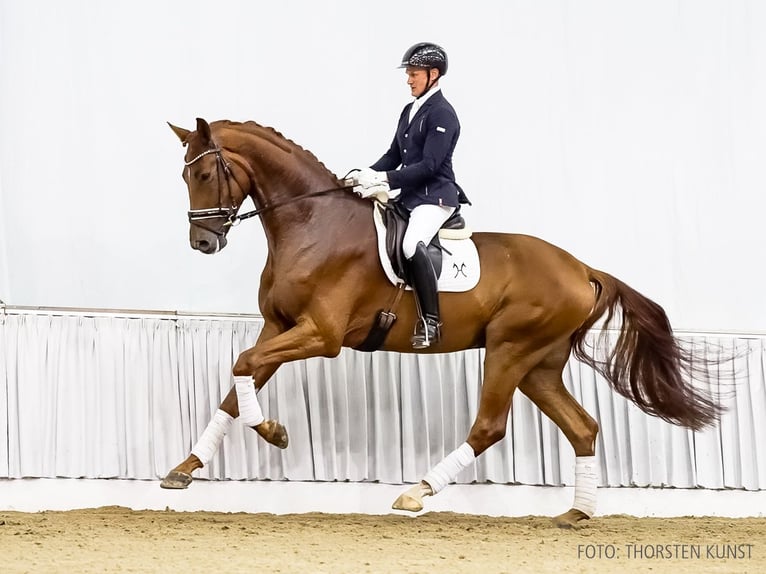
[184,147,240,236]
[184,145,356,232]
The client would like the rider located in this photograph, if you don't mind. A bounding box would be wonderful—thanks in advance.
[352,42,469,349]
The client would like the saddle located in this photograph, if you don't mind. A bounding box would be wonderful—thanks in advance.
[356,199,475,353]
[382,200,469,282]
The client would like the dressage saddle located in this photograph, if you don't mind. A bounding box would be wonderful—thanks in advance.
[381,200,467,283]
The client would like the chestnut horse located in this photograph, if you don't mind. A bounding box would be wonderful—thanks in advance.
[161,118,720,527]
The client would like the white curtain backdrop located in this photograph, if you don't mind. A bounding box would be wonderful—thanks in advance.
[2,311,764,490]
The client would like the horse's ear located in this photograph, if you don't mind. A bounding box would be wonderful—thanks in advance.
[196,118,212,145]
[168,122,191,147]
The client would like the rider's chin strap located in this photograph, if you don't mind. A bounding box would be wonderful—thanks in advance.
[417,70,439,99]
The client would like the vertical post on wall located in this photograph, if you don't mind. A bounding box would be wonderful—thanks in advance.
[0,179,9,305]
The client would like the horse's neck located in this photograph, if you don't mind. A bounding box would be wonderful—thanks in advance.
[254,183,375,271]
[231,127,373,256]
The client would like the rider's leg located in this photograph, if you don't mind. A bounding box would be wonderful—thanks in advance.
[402,204,454,349]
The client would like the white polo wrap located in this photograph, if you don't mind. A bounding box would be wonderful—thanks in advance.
[422,442,476,494]
[234,376,265,427]
[190,409,234,464]
[572,455,598,517]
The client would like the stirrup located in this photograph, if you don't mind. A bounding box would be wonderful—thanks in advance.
[411,317,441,349]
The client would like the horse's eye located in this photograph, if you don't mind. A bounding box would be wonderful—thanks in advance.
[199,172,211,182]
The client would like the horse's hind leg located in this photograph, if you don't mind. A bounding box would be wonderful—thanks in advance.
[518,349,599,529]
[392,339,544,512]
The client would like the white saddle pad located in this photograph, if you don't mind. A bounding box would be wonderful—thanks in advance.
[372,203,480,292]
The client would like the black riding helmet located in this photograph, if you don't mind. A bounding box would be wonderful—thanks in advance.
[399,42,448,96]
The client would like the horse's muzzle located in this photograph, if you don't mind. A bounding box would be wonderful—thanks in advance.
[190,227,227,254]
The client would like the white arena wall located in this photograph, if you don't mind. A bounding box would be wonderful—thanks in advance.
[2,1,766,516]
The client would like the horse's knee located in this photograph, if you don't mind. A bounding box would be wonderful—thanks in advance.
[232,354,254,377]
[232,352,273,382]
[467,419,507,454]
[321,340,343,358]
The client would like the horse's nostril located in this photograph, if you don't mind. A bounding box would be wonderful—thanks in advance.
[194,239,211,252]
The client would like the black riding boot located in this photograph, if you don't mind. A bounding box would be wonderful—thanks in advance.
[407,241,441,349]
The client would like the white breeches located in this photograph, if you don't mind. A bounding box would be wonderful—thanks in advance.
[402,204,456,259]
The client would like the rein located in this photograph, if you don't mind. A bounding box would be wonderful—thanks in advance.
[226,184,355,226]
[184,145,354,229]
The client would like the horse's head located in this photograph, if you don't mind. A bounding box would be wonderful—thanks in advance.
[169,118,250,254]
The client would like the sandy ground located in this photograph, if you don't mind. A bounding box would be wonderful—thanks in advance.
[0,507,763,574]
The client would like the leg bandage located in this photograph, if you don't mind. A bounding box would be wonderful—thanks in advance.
[422,442,476,494]
[191,409,234,464]
[572,455,598,517]
[234,376,265,427]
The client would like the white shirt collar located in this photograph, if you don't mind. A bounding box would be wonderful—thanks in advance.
[409,86,441,122]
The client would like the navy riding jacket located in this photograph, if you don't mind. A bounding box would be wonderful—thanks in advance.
[371,90,469,210]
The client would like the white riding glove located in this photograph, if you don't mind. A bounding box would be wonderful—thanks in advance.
[351,168,390,198]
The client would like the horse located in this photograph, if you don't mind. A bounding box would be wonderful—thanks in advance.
[161,117,721,528]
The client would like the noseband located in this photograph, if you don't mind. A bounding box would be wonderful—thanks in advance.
[184,147,239,235]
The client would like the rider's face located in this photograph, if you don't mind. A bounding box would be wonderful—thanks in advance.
[406,66,437,97]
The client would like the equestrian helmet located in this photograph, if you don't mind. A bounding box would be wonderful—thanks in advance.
[399,42,448,77]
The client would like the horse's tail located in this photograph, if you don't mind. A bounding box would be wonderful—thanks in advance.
[570,268,723,431]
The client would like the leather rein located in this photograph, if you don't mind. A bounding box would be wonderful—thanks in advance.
[184,146,355,232]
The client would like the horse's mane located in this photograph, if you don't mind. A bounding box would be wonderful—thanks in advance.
[214,120,339,181]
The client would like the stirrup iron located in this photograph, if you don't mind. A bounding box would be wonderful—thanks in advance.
[411,316,441,349]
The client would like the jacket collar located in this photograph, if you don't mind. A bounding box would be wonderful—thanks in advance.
[407,88,444,124]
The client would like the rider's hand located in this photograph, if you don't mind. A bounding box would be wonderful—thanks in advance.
[353,168,388,188]
[353,182,390,198]
[351,168,390,199]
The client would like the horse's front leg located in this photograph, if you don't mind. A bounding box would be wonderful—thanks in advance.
[160,363,279,489]
[161,317,341,489]
[230,316,344,445]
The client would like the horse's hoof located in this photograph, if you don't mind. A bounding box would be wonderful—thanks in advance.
[552,508,591,529]
[254,419,289,449]
[391,484,426,512]
[160,470,193,489]
[392,493,423,512]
